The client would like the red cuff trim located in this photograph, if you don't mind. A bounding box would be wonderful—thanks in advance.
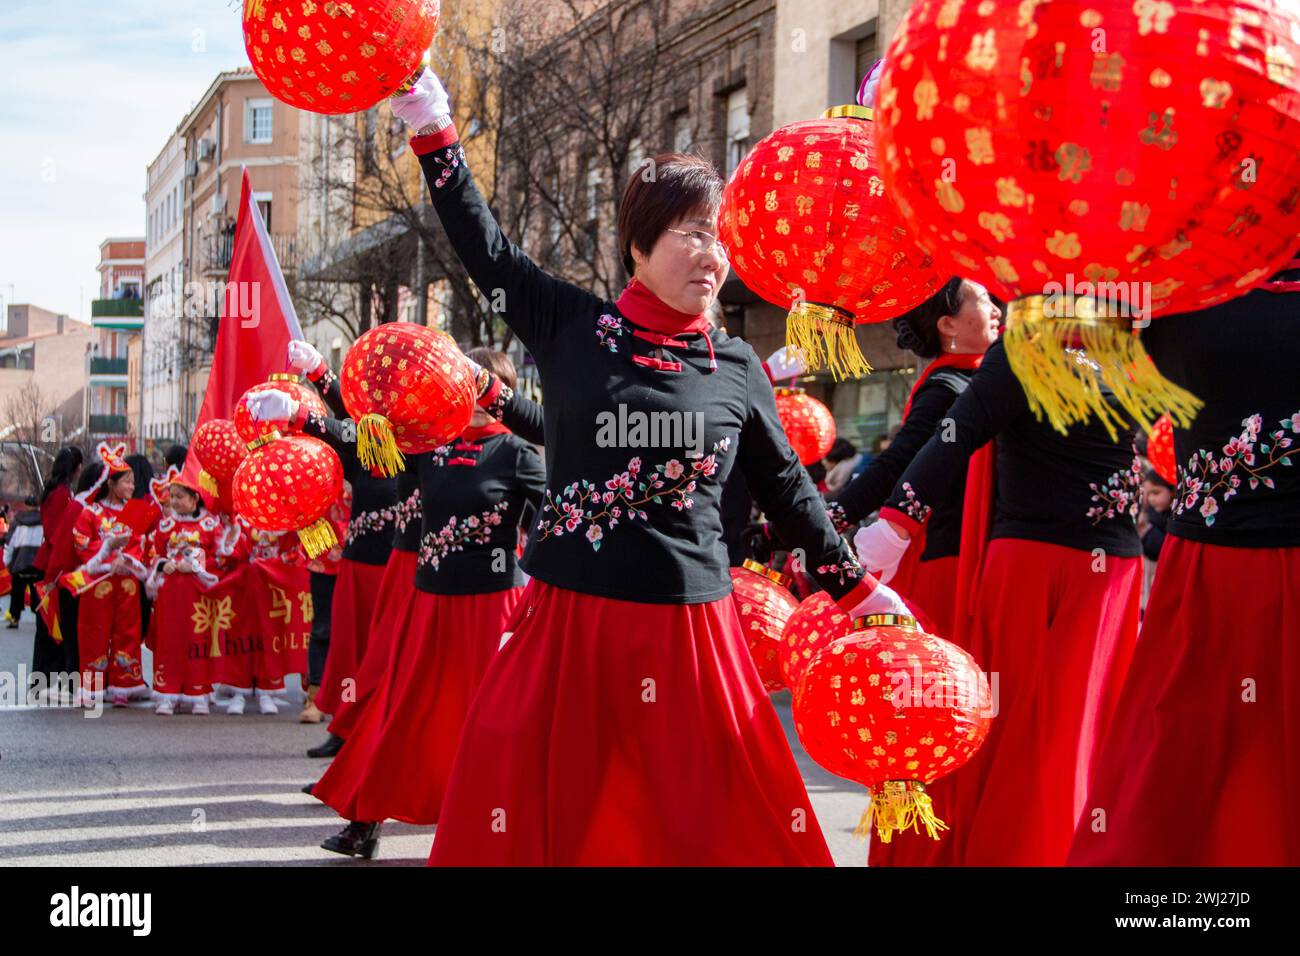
[477,375,502,409]
[879,506,922,535]
[835,576,878,613]
[291,401,310,431]
[306,361,327,382]
[410,124,461,156]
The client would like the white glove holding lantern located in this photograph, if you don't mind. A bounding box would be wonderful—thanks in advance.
[765,346,808,382]
[845,579,913,620]
[389,69,451,132]
[853,520,910,585]
[246,389,299,423]
[287,340,325,376]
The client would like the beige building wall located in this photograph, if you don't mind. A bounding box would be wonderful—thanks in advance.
[143,128,187,448]
[772,0,881,128]
[0,314,94,433]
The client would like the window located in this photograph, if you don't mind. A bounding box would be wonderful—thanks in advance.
[672,112,693,153]
[245,97,273,144]
[855,35,878,97]
[724,88,750,176]
[585,164,602,223]
[253,191,272,231]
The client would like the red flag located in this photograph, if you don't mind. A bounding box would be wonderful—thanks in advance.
[181,167,305,503]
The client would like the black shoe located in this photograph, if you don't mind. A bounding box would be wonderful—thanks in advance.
[301,781,316,795]
[321,821,381,860]
[306,734,344,759]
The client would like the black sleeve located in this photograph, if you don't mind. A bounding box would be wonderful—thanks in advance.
[1141,508,1167,561]
[514,440,547,513]
[417,138,600,355]
[483,377,545,445]
[309,367,348,420]
[882,341,1027,526]
[833,382,959,527]
[302,410,361,478]
[737,352,867,601]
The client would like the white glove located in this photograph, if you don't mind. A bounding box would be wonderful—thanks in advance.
[246,389,299,423]
[390,69,451,132]
[765,346,808,382]
[846,579,912,620]
[853,520,910,584]
[287,340,324,375]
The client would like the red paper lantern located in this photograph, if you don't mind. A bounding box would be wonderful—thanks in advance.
[1147,413,1177,485]
[340,322,477,475]
[875,0,1300,435]
[719,106,946,379]
[780,590,852,692]
[729,560,800,692]
[774,387,836,466]
[793,614,992,844]
[192,418,249,501]
[232,432,344,557]
[243,0,441,115]
[234,373,330,445]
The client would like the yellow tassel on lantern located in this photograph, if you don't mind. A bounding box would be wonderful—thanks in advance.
[297,517,339,559]
[198,469,219,499]
[786,302,872,381]
[1003,294,1202,440]
[355,413,405,477]
[855,780,948,844]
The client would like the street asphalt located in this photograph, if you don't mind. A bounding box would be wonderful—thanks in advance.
[0,612,873,866]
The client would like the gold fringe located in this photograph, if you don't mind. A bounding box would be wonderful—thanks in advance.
[297,517,338,560]
[1003,295,1202,440]
[786,302,872,381]
[198,469,219,499]
[355,413,405,477]
[854,780,948,844]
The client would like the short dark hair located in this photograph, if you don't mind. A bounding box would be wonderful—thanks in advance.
[165,444,188,469]
[893,276,967,359]
[826,438,857,463]
[1142,468,1174,490]
[125,454,154,499]
[465,347,517,391]
[617,153,724,277]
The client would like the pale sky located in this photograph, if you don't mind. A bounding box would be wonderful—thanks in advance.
[0,1,249,322]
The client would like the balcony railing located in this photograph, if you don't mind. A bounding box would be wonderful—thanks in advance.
[89,357,129,375]
[201,228,298,276]
[91,298,144,318]
[89,414,128,435]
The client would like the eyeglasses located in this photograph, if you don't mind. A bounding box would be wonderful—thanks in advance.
[665,227,729,261]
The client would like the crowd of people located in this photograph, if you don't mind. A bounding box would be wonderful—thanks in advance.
[3,61,1295,868]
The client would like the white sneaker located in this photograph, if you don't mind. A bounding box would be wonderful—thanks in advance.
[225,694,246,716]
[191,697,210,716]
[109,690,129,708]
[257,693,279,715]
[154,699,174,716]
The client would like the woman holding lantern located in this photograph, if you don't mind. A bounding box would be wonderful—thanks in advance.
[831,276,1002,636]
[385,71,911,866]
[854,333,1142,866]
[1068,271,1300,867]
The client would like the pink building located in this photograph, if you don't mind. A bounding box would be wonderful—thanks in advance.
[88,237,145,446]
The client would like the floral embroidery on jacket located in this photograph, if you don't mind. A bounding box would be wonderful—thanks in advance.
[346,505,394,546]
[826,500,851,535]
[535,436,733,551]
[1174,411,1298,526]
[596,313,625,353]
[392,487,422,534]
[428,144,464,190]
[418,499,510,570]
[816,553,864,587]
[1086,449,1143,524]
[896,482,932,525]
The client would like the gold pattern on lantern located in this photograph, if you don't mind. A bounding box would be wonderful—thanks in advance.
[302,0,317,13]
[1068,200,1089,217]
[804,151,822,169]
[953,92,971,114]
[1149,68,1171,88]
[1199,78,1232,109]
[1119,200,1151,232]
[913,76,939,120]
[987,255,1020,284]
[868,176,885,197]
[934,180,965,214]
[1080,8,1103,27]
[272,12,286,31]
[359,42,376,57]
[978,211,1015,242]
[965,127,994,165]
[1139,109,1177,150]
[298,25,311,40]
[1091,51,1125,91]
[291,47,307,63]
[995,177,1026,207]
[316,39,333,55]
[937,0,963,30]
[1055,143,1091,183]
[1134,0,1175,36]
[1267,44,1296,84]
[965,29,999,72]
[930,137,946,155]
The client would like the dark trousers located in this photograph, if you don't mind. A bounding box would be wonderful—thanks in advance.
[8,569,40,620]
[308,571,336,688]
[29,586,80,688]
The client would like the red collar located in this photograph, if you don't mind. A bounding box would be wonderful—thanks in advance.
[462,421,510,442]
[615,277,711,335]
[903,351,984,419]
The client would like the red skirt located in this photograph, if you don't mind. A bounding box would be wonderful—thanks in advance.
[315,558,388,714]
[313,586,522,825]
[149,574,222,698]
[329,549,418,739]
[951,539,1139,866]
[426,580,835,866]
[1068,539,1300,866]
[214,562,310,691]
